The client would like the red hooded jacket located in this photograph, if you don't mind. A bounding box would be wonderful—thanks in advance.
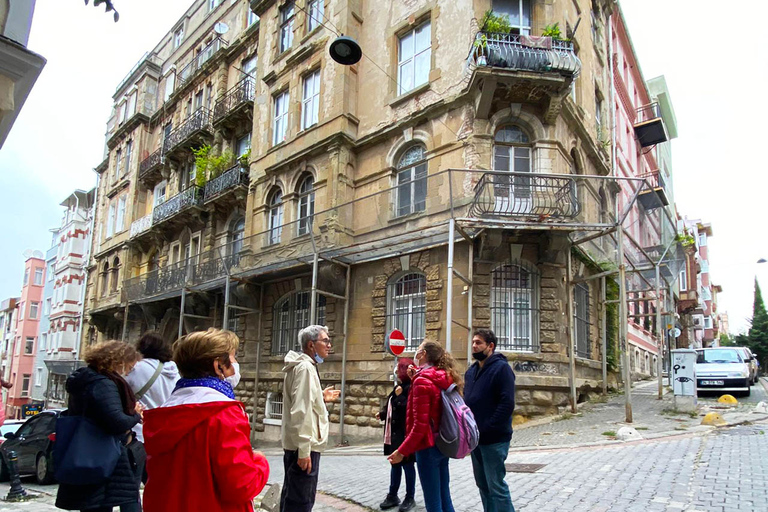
[143,396,269,512]
[397,366,453,457]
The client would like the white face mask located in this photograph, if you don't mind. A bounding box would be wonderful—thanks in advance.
[226,361,241,389]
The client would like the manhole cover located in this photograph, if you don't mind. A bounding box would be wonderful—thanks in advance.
[505,463,547,473]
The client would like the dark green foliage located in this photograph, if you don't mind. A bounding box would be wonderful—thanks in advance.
[84,0,119,22]
[746,280,768,371]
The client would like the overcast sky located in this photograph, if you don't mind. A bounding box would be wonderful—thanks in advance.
[0,0,764,333]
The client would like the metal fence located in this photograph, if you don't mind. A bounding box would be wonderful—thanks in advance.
[490,261,540,352]
[468,32,581,76]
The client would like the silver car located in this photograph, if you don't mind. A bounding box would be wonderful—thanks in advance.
[735,347,758,385]
[695,348,751,397]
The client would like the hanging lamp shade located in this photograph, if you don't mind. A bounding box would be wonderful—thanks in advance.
[329,36,362,65]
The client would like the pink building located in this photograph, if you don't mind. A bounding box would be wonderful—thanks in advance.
[6,254,45,418]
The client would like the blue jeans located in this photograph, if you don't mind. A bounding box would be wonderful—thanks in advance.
[470,441,515,512]
[415,446,455,512]
[389,459,416,499]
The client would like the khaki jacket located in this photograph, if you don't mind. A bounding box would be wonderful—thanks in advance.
[281,351,329,458]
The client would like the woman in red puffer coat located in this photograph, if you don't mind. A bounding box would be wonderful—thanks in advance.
[387,341,463,512]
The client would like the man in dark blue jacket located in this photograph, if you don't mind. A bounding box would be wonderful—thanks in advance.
[464,329,516,512]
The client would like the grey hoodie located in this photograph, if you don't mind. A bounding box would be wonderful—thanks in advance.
[281,350,329,457]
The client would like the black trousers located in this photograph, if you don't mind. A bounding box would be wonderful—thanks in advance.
[280,450,321,512]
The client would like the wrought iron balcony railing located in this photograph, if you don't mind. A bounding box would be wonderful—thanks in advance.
[139,149,162,179]
[152,186,202,225]
[213,77,255,122]
[176,37,228,90]
[130,214,153,238]
[469,171,580,219]
[467,32,581,77]
[162,108,211,154]
[204,164,249,203]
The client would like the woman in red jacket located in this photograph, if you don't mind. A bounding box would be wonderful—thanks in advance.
[143,329,269,512]
[387,341,463,512]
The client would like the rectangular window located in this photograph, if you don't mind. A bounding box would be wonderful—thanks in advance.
[387,274,427,350]
[34,268,43,286]
[396,162,428,217]
[35,367,42,386]
[41,333,47,351]
[307,0,324,32]
[45,298,51,315]
[279,2,295,53]
[698,233,707,246]
[153,181,167,208]
[116,195,127,233]
[237,134,251,158]
[124,140,132,176]
[248,9,259,27]
[24,337,34,355]
[679,268,688,292]
[301,70,320,130]
[208,0,222,11]
[29,302,39,320]
[115,150,122,182]
[265,392,284,423]
[164,72,176,102]
[595,93,603,136]
[574,284,591,358]
[117,101,127,124]
[173,26,184,49]
[107,203,115,238]
[21,375,30,396]
[48,263,54,281]
[493,0,532,35]
[704,317,713,329]
[126,92,137,119]
[242,55,257,79]
[23,268,29,286]
[397,22,431,96]
[273,90,290,145]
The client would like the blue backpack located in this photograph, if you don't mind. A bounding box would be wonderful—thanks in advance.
[434,383,479,459]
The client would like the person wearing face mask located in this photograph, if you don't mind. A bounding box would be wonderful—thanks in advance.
[463,329,516,512]
[142,329,269,512]
[55,341,144,512]
[280,325,340,512]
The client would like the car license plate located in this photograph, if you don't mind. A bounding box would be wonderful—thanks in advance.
[701,380,724,386]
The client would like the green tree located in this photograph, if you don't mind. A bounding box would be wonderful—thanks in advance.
[746,279,768,371]
[84,0,119,22]
[718,333,734,346]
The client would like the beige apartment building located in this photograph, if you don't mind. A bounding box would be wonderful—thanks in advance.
[83,0,674,444]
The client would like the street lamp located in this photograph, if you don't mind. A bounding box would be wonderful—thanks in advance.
[329,36,362,65]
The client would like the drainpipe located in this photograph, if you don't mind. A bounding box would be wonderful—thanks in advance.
[338,263,351,445]
[446,219,456,353]
[566,248,577,413]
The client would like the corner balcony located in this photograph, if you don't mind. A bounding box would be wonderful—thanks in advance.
[213,77,255,129]
[467,32,581,122]
[176,37,228,91]
[203,164,249,205]
[152,186,203,228]
[139,149,164,185]
[162,108,213,159]
[129,213,153,238]
[634,103,668,147]
[637,171,669,210]
[469,171,580,219]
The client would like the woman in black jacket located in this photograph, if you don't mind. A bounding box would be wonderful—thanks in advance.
[55,341,143,512]
[376,358,416,512]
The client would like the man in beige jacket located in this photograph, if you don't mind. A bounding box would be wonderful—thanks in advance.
[280,325,340,512]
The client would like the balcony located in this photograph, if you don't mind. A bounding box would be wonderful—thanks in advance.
[467,32,581,121]
[204,164,249,204]
[213,77,255,128]
[130,214,153,238]
[469,171,580,219]
[152,186,203,226]
[176,37,228,91]
[634,103,668,147]
[139,149,164,184]
[162,108,213,157]
[637,171,669,210]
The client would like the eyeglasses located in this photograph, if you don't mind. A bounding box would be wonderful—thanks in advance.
[315,338,332,346]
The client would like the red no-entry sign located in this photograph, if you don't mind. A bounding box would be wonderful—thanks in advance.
[386,329,406,356]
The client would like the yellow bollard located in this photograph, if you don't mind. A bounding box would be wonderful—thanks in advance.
[718,394,738,405]
[701,412,726,426]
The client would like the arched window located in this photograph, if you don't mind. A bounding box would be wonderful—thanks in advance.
[230,217,245,255]
[491,262,539,351]
[110,257,120,293]
[267,189,284,245]
[272,291,326,354]
[101,262,110,297]
[396,145,427,217]
[386,272,427,350]
[296,175,315,236]
[493,126,532,214]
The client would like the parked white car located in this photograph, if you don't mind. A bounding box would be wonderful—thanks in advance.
[695,348,751,397]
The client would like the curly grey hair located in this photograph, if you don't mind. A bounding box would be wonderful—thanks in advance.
[298,325,329,351]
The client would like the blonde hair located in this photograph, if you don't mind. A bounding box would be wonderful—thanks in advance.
[85,340,139,374]
[419,340,464,393]
[173,328,240,379]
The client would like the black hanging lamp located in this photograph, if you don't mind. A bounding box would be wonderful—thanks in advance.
[329,36,362,65]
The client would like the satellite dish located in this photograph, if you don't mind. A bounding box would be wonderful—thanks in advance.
[22,249,33,259]
[214,22,229,35]
[32,250,44,259]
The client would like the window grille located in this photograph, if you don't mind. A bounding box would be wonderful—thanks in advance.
[574,283,591,358]
[272,291,326,355]
[266,392,284,422]
[490,262,539,352]
[386,273,426,351]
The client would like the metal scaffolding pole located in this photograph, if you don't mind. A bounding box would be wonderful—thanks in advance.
[466,242,474,364]
[618,228,632,423]
[223,276,232,329]
[601,276,608,395]
[250,284,264,445]
[178,288,186,339]
[339,263,351,445]
[310,252,319,324]
[656,265,664,399]
[446,219,456,352]
[121,303,129,342]
[567,248,577,413]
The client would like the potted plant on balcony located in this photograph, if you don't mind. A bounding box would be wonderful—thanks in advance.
[193,145,236,184]
[475,10,512,67]
[239,148,251,171]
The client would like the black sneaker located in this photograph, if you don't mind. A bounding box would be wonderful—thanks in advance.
[399,497,416,512]
[380,495,401,510]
